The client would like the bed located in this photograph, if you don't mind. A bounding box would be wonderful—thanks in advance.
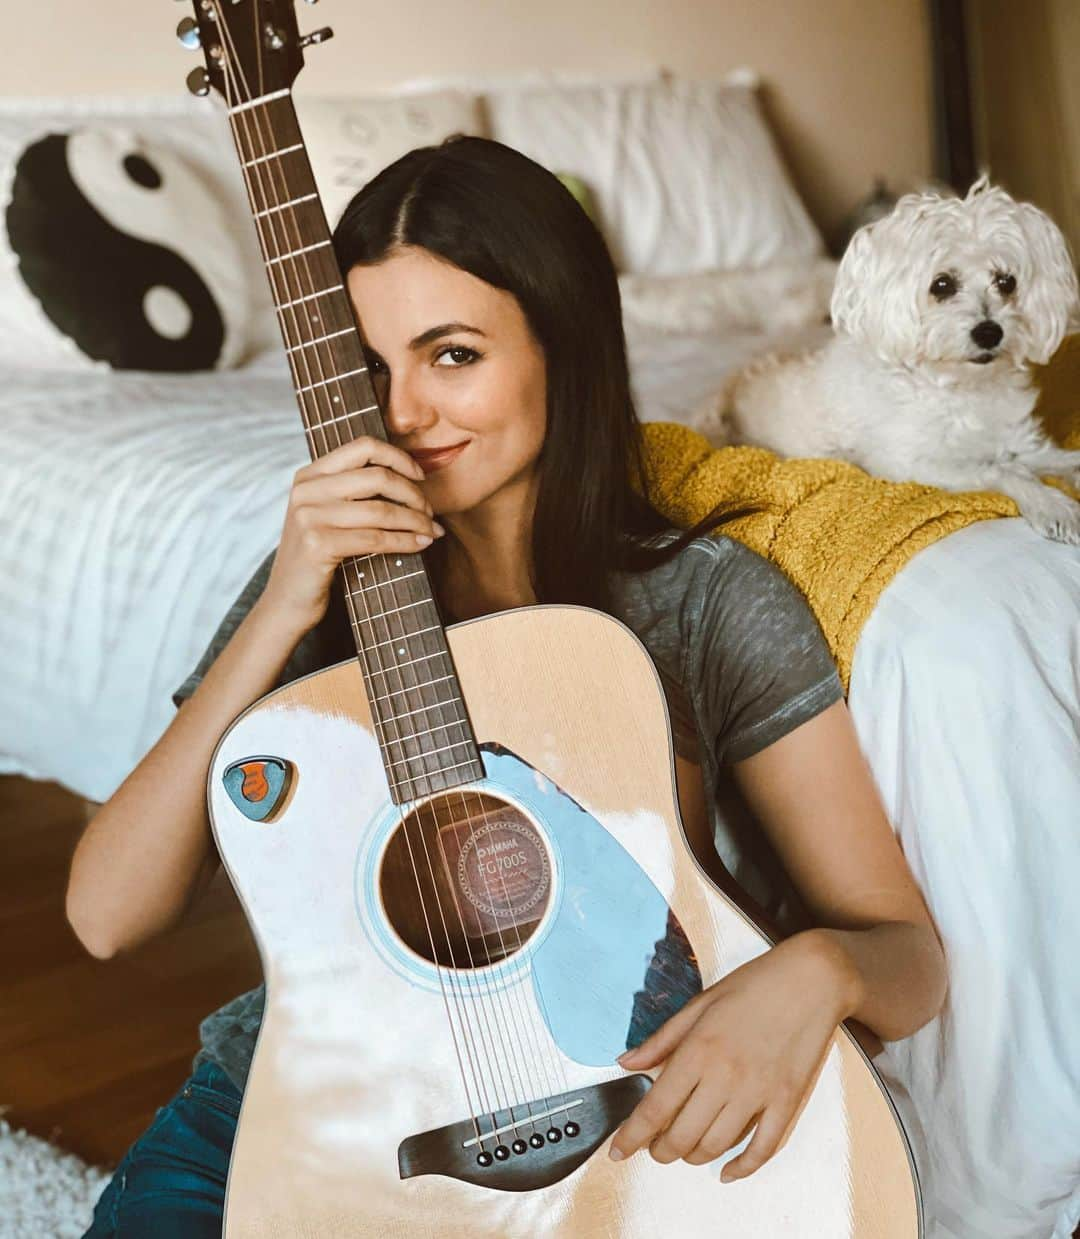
[3,77,1078,1239]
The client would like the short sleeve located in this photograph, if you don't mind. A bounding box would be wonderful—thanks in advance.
[171,548,354,708]
[692,537,844,766]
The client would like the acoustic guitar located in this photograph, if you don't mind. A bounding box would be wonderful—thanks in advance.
[178,3,923,1234]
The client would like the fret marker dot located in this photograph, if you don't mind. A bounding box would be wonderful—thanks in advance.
[397,647,405,656]
[394,559,403,567]
[312,315,320,323]
[332,395,340,403]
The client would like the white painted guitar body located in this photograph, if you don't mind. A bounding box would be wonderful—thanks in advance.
[208,605,921,1237]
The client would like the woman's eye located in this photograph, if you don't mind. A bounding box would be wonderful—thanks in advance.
[365,354,387,374]
[994,272,1017,296]
[929,273,958,300]
[434,345,479,367]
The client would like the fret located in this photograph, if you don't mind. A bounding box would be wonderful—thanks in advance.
[309,405,379,430]
[297,367,368,394]
[364,648,449,675]
[352,596,433,621]
[393,757,486,797]
[362,624,443,654]
[376,694,465,724]
[383,737,476,772]
[286,327,355,353]
[267,239,333,266]
[256,192,320,219]
[278,285,344,310]
[242,141,304,168]
[366,673,459,707]
[381,718,471,749]
[349,568,426,596]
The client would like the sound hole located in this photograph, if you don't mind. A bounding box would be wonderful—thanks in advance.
[378,792,552,969]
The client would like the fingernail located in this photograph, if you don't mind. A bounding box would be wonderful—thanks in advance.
[720,1169,734,1183]
[616,1050,632,1064]
[432,522,445,536]
[415,534,433,547]
[609,1148,624,1161]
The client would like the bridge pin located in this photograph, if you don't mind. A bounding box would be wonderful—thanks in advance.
[546,1127,563,1144]
[564,1121,580,1138]
[512,1138,528,1155]
[494,1144,510,1161]
[476,1150,494,1167]
[529,1132,545,1149]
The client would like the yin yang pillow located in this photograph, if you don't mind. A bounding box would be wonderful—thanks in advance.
[2,126,255,370]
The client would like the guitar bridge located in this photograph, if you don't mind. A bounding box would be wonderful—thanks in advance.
[397,1075,650,1192]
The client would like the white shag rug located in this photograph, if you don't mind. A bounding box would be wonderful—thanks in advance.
[0,1114,112,1238]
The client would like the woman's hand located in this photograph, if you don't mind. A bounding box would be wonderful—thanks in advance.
[259,435,445,635]
[608,930,859,1182]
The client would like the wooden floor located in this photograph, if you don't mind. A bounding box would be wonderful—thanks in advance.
[0,774,261,1168]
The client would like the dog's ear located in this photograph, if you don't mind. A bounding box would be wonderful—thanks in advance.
[831,209,923,364]
[1016,204,1080,364]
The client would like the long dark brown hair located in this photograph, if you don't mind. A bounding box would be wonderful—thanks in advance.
[331,135,761,614]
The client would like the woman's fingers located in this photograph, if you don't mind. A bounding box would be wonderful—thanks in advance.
[293,464,431,515]
[295,434,424,483]
[316,498,443,539]
[682,1104,757,1167]
[608,1062,697,1163]
[646,1081,728,1165]
[718,1101,796,1181]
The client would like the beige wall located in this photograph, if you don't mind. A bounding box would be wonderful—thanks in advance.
[970,0,1080,259]
[9,0,933,245]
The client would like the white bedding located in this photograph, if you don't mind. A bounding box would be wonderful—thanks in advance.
[4,324,1079,1237]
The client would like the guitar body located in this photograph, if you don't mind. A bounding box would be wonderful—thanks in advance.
[208,604,921,1237]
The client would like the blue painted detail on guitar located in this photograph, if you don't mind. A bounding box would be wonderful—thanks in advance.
[354,742,701,1064]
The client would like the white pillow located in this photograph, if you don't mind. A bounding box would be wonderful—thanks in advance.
[0,97,270,367]
[487,76,824,276]
[618,257,837,335]
[295,90,486,230]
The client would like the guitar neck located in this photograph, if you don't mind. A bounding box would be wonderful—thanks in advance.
[225,91,483,804]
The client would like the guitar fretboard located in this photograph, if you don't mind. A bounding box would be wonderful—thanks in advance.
[225,92,484,804]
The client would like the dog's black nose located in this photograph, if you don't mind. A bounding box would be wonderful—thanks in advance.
[971,320,1003,349]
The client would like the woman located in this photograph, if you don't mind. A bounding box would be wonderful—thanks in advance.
[68,136,946,1236]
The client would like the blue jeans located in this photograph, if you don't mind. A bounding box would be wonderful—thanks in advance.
[82,1060,240,1238]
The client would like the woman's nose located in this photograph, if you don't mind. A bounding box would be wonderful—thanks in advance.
[382,372,437,437]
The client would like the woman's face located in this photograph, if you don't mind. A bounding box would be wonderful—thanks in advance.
[345,246,547,517]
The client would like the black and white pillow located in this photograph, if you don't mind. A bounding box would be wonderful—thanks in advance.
[1,125,255,371]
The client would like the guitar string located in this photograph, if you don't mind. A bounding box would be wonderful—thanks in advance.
[228,12,571,1138]
[215,9,498,1141]
[220,3,578,1143]
[225,5,576,1144]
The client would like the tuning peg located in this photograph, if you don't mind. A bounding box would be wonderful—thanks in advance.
[299,26,333,49]
[186,66,211,96]
[176,17,201,49]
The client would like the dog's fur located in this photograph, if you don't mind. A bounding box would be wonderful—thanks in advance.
[697,176,1080,542]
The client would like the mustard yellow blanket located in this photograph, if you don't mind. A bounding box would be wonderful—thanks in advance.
[640,336,1080,691]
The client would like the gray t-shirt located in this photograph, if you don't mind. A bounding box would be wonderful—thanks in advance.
[173,532,844,1093]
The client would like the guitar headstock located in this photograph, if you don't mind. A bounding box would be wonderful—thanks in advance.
[176,0,332,107]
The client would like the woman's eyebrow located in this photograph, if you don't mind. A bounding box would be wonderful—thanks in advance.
[409,322,487,349]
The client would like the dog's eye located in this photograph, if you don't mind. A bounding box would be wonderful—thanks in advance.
[929,274,958,300]
[994,272,1017,296]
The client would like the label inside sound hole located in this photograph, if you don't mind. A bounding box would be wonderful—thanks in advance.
[437,813,550,947]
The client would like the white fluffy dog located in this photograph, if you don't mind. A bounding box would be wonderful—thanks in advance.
[699,176,1080,542]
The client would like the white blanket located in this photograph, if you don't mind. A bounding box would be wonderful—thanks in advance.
[3,323,1079,1237]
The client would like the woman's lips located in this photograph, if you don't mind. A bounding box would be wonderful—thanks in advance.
[410,440,470,473]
